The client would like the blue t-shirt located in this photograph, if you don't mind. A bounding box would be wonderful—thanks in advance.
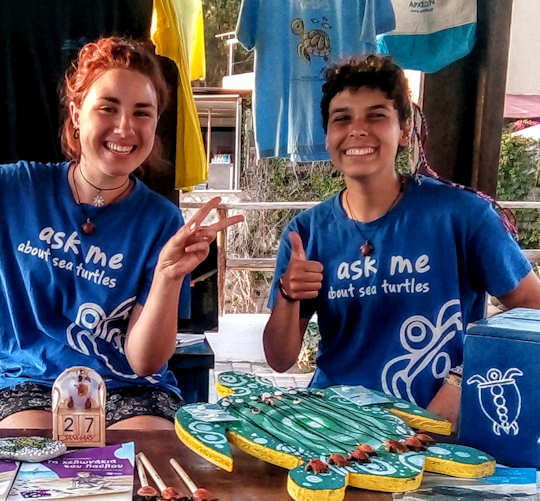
[236,0,395,161]
[0,161,190,396]
[269,177,531,408]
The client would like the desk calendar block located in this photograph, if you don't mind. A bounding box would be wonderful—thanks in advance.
[459,308,540,468]
[52,366,106,447]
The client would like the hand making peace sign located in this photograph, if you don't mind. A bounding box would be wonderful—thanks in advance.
[157,197,244,280]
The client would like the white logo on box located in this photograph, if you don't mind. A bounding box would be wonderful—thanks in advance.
[467,368,522,436]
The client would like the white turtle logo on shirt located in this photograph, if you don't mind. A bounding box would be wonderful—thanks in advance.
[66,298,159,384]
[381,299,463,404]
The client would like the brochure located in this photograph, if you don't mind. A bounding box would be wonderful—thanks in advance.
[7,443,134,500]
[0,461,19,501]
[176,333,206,348]
[393,466,538,500]
[329,385,391,406]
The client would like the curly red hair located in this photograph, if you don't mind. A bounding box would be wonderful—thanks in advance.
[60,37,170,171]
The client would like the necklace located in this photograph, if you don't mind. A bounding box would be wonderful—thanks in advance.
[78,163,130,207]
[72,164,132,235]
[344,175,406,257]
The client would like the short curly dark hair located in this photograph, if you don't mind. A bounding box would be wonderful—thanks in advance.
[321,55,411,133]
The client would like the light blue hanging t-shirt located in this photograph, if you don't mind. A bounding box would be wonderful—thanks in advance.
[377,0,476,73]
[236,0,396,162]
[268,177,531,408]
[0,161,190,396]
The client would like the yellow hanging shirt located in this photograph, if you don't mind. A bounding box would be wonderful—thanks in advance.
[151,0,207,190]
[172,0,206,80]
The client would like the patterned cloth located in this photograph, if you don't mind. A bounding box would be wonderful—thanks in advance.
[0,382,183,427]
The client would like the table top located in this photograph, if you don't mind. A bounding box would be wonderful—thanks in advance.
[0,428,390,500]
[171,339,214,369]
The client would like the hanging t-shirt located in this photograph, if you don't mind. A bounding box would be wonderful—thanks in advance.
[268,177,531,408]
[377,0,477,73]
[152,0,207,190]
[236,0,395,162]
[0,162,190,396]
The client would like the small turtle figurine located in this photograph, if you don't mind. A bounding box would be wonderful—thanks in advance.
[291,18,331,62]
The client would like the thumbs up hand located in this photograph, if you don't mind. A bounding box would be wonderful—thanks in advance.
[279,232,323,301]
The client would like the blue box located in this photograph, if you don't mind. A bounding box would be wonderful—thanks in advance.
[459,308,540,468]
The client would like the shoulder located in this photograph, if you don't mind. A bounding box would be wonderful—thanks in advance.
[0,160,69,191]
[0,160,67,182]
[131,180,184,227]
[411,176,492,214]
[289,194,341,234]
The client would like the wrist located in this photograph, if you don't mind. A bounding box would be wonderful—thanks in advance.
[444,372,462,388]
[152,268,186,289]
[279,278,297,303]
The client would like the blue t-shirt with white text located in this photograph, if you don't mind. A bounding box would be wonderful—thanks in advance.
[0,161,190,396]
[269,177,531,408]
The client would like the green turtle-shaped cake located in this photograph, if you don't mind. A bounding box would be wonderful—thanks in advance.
[291,18,331,62]
[175,371,494,501]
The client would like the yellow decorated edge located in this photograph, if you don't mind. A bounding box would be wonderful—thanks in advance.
[216,382,235,398]
[287,475,347,501]
[390,408,453,435]
[348,470,423,493]
[227,430,303,470]
[425,456,496,478]
[174,418,233,472]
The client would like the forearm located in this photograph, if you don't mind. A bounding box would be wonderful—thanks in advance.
[427,380,462,433]
[125,272,185,376]
[263,295,308,372]
[497,270,540,310]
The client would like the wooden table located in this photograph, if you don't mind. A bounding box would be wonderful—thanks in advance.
[0,429,390,500]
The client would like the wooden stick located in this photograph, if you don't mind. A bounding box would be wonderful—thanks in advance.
[136,456,158,498]
[136,456,150,487]
[169,459,215,501]
[169,458,197,493]
[137,452,166,493]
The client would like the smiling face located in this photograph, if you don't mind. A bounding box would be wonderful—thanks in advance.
[70,68,159,183]
[325,86,409,182]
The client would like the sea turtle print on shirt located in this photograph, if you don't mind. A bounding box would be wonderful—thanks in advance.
[291,17,331,62]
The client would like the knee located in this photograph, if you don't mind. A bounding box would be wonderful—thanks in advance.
[107,415,174,430]
[0,410,52,429]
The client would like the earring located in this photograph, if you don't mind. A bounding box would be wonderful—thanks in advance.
[73,128,80,140]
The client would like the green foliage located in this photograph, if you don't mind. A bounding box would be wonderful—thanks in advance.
[496,131,540,249]
[202,0,253,86]
[497,133,538,201]
[265,158,345,202]
[514,209,540,248]
[297,321,321,371]
[395,147,411,174]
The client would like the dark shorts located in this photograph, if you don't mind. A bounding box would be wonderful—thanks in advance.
[0,383,184,427]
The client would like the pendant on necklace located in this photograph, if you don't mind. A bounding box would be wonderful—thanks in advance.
[92,193,105,207]
[361,241,374,256]
[82,218,95,235]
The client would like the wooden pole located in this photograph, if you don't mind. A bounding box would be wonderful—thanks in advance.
[422,0,513,196]
[217,207,228,316]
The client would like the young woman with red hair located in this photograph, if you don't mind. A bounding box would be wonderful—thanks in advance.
[0,37,243,429]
